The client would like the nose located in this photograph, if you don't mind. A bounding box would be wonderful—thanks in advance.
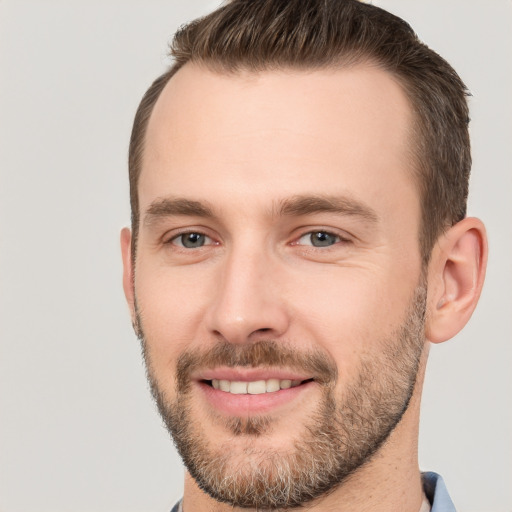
[205,245,290,344]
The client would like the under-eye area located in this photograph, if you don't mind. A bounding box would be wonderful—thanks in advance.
[203,378,315,395]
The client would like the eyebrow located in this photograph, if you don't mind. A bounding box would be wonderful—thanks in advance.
[143,197,215,226]
[143,193,379,226]
[275,194,379,223]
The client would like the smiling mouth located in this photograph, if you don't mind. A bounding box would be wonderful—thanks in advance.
[203,378,314,395]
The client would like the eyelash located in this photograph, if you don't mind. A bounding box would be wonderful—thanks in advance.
[165,229,351,250]
[294,230,350,248]
[166,231,216,249]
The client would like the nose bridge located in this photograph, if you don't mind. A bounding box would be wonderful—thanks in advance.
[207,238,288,343]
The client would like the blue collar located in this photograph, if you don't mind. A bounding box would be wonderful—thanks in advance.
[422,472,456,512]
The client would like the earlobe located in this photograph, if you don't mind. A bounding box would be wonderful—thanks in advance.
[120,227,136,322]
[425,217,488,344]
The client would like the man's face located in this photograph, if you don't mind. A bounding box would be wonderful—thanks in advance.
[128,64,426,508]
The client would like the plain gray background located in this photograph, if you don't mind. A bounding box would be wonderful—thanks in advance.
[0,1,510,511]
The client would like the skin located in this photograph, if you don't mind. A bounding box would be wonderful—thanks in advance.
[121,63,487,512]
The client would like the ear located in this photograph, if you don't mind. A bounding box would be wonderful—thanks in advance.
[120,227,136,323]
[425,217,487,343]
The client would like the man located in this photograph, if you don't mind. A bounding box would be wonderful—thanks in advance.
[120,1,487,511]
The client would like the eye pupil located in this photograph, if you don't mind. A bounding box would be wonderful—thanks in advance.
[181,233,205,248]
[311,232,337,247]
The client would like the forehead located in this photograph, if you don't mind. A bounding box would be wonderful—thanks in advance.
[141,63,417,220]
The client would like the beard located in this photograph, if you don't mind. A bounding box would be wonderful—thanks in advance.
[135,283,427,510]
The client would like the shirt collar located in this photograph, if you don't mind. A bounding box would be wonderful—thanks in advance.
[422,471,457,512]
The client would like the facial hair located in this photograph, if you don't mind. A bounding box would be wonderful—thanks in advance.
[136,284,427,510]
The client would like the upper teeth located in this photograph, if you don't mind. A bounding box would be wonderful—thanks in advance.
[211,379,303,395]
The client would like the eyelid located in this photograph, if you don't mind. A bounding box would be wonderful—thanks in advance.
[163,227,218,247]
[173,233,213,248]
[161,226,352,248]
[298,232,338,247]
[291,228,352,246]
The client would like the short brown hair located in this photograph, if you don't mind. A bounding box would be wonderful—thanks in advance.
[129,0,471,264]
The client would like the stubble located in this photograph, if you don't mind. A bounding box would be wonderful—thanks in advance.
[136,284,427,509]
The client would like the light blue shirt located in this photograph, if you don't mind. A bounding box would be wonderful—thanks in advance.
[423,472,457,512]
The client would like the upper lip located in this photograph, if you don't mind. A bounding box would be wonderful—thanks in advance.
[193,367,313,382]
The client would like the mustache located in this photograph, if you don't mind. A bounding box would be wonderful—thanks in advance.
[175,340,338,392]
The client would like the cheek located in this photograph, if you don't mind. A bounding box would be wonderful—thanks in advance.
[134,263,215,371]
[285,268,418,373]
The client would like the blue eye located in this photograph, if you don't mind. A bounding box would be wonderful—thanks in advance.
[172,232,211,248]
[298,231,341,247]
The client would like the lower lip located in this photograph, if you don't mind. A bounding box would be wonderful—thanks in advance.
[197,380,315,416]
